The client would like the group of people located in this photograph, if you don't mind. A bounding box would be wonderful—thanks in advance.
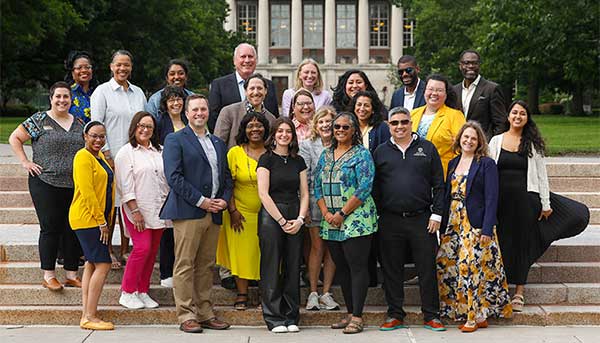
[8,43,590,334]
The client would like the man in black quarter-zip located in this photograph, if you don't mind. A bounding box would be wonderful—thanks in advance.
[372,107,446,332]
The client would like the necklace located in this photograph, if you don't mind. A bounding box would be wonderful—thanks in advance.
[275,152,288,164]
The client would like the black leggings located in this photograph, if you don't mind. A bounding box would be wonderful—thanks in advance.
[159,227,175,279]
[29,176,79,271]
[326,234,372,317]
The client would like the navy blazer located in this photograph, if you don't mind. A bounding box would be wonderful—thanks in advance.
[367,121,391,155]
[208,73,279,132]
[160,126,233,224]
[390,79,426,110]
[441,155,498,236]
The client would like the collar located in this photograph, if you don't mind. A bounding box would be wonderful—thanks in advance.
[132,141,158,152]
[109,77,132,92]
[235,71,245,85]
[389,133,418,150]
[462,74,481,90]
[245,99,265,114]
[404,79,421,96]
[293,118,309,129]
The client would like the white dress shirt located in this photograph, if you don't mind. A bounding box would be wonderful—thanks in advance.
[235,71,246,102]
[461,74,481,117]
[403,78,421,111]
[114,142,170,229]
[91,78,147,157]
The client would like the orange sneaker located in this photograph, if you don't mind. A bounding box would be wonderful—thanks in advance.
[379,317,406,331]
[424,319,446,331]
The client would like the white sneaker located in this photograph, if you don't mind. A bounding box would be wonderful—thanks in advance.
[271,325,288,333]
[287,324,300,333]
[306,291,320,311]
[137,292,159,308]
[119,291,144,309]
[319,292,340,310]
[160,277,173,288]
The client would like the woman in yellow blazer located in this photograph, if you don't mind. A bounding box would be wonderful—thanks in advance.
[69,121,115,331]
[411,74,466,176]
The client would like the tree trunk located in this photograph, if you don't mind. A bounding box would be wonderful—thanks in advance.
[571,83,584,115]
[527,78,540,114]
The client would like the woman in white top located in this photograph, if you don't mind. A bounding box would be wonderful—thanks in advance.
[91,49,147,269]
[281,59,332,116]
[115,111,169,309]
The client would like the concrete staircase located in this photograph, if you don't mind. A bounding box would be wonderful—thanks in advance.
[1,160,599,326]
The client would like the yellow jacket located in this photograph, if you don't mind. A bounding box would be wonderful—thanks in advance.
[69,148,115,230]
[411,104,466,176]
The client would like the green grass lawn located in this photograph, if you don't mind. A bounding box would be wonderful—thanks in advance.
[1,115,598,155]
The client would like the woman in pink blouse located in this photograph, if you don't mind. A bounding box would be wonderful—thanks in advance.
[114,111,170,309]
[289,88,315,143]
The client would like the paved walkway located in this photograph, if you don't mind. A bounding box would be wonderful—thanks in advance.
[2,325,600,343]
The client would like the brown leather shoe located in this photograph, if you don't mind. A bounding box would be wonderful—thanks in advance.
[179,319,203,333]
[42,278,63,291]
[64,277,82,288]
[200,317,230,330]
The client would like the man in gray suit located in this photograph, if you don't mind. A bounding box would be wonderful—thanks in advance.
[453,50,507,140]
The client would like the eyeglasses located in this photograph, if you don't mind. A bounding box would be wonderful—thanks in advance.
[137,123,155,131]
[73,65,93,71]
[425,88,446,94]
[460,61,480,67]
[167,98,183,104]
[246,123,264,130]
[397,67,414,76]
[295,101,314,108]
[389,119,411,126]
[333,124,351,131]
[87,134,105,140]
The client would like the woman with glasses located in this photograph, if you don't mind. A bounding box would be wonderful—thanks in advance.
[281,59,332,116]
[289,88,316,142]
[9,81,85,292]
[70,121,114,330]
[314,112,378,334]
[64,51,98,123]
[411,74,465,176]
[114,111,169,309]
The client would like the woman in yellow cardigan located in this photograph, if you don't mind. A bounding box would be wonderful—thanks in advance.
[69,121,115,331]
[411,74,466,176]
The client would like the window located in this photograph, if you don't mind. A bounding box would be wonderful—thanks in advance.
[238,1,257,41]
[304,3,323,48]
[369,2,389,47]
[271,3,290,47]
[403,8,415,48]
[336,3,356,48]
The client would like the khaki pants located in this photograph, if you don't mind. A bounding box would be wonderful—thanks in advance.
[172,216,219,323]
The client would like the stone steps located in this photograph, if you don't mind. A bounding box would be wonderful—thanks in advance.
[1,283,599,307]
[1,304,600,326]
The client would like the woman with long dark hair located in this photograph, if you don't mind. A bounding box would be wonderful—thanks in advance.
[489,100,589,312]
[331,70,387,120]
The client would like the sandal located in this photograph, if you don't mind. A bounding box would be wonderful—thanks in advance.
[234,293,248,311]
[331,315,352,329]
[343,319,364,334]
[110,253,122,270]
[511,294,524,312]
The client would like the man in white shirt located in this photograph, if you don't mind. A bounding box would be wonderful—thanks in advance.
[390,55,426,111]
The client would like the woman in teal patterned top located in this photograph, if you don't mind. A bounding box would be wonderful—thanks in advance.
[314,112,377,334]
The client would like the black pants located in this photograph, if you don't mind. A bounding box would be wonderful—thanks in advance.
[379,211,440,322]
[29,176,79,271]
[367,231,380,286]
[326,234,372,317]
[258,203,303,330]
[159,227,175,279]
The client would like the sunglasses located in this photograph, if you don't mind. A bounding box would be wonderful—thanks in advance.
[333,124,351,131]
[389,119,411,126]
[397,67,415,76]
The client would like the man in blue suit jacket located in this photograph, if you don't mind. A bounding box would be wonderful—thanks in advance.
[160,94,233,333]
[390,55,426,112]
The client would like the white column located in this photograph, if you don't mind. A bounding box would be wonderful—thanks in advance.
[224,0,237,32]
[257,0,269,65]
[390,4,402,64]
[291,0,302,64]
[357,0,369,64]
[324,0,336,65]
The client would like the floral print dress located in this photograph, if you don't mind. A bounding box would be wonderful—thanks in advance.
[437,173,512,322]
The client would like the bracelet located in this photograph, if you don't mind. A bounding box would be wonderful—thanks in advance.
[130,208,140,214]
[296,216,305,225]
[339,209,348,219]
[276,216,284,224]
[99,222,108,228]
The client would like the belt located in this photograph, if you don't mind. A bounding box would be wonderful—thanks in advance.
[393,208,428,218]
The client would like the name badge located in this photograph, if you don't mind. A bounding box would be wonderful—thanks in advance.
[43,125,54,131]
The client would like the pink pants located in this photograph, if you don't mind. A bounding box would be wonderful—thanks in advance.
[121,210,164,293]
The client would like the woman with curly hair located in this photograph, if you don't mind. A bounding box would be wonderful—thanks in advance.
[331,70,387,120]
[489,100,589,312]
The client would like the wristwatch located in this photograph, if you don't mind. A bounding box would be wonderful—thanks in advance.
[339,209,347,219]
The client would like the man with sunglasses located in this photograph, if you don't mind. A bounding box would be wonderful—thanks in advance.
[372,107,446,332]
[453,50,507,140]
[390,55,426,112]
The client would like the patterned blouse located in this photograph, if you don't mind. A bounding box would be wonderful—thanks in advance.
[69,83,93,123]
[22,111,85,188]
[314,144,378,241]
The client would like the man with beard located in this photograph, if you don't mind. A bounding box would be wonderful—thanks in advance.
[453,50,507,140]
[390,55,426,112]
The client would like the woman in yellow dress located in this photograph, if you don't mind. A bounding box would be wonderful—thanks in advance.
[217,111,271,310]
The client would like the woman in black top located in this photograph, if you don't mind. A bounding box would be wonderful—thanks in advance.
[256,117,309,333]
